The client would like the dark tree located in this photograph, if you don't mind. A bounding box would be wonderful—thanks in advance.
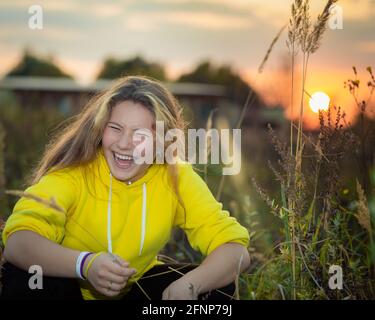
[97,56,166,81]
[6,50,72,78]
[178,60,261,107]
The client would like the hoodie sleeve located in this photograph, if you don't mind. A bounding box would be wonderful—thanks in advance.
[173,163,249,257]
[2,168,78,246]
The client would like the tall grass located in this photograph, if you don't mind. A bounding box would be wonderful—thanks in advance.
[0,121,5,242]
[246,0,375,299]
[0,121,6,290]
[198,0,374,300]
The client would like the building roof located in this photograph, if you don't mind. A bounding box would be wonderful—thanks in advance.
[0,76,226,97]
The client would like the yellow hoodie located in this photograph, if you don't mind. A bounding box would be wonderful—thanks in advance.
[2,149,249,300]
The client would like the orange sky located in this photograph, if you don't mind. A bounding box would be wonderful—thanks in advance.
[0,0,374,128]
[244,63,375,129]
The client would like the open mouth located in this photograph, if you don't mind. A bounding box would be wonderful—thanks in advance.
[113,152,134,169]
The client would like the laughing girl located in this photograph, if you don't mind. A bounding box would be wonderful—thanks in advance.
[1,76,250,300]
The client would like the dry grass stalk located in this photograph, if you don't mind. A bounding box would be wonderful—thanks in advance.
[298,0,311,53]
[287,0,303,51]
[0,121,5,263]
[234,253,245,300]
[290,2,339,298]
[307,0,338,54]
[295,0,338,156]
[287,0,303,158]
[5,189,113,252]
[0,122,5,192]
[5,190,65,213]
[355,180,372,237]
[251,177,280,216]
[0,122,5,287]
[204,108,217,182]
[267,124,309,216]
[259,24,287,74]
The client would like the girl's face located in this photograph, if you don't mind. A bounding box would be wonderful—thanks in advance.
[102,100,155,183]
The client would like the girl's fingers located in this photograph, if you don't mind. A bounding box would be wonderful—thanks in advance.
[103,272,129,285]
[108,263,137,277]
[100,280,124,292]
[111,254,129,267]
[97,278,124,294]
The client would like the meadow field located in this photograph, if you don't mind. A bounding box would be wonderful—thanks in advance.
[0,0,374,299]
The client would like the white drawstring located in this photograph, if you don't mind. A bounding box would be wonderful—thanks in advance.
[107,173,113,254]
[107,173,147,256]
[139,182,147,255]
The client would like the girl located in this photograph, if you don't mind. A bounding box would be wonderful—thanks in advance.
[0,76,250,300]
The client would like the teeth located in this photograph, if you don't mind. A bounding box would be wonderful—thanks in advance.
[115,153,133,161]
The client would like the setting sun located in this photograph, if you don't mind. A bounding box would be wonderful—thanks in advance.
[309,91,330,113]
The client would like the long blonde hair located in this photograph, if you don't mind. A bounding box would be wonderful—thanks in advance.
[29,76,187,200]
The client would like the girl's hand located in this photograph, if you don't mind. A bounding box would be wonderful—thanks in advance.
[162,277,200,300]
[85,253,137,297]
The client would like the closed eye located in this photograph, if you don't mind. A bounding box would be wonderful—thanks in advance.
[109,125,121,131]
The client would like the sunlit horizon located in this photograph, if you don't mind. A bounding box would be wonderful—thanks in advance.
[0,0,374,128]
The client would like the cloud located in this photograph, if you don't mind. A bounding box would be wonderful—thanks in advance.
[358,41,375,53]
[126,10,253,31]
[0,0,81,11]
[339,0,375,21]
[0,0,373,87]
[90,3,124,18]
[0,24,81,43]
